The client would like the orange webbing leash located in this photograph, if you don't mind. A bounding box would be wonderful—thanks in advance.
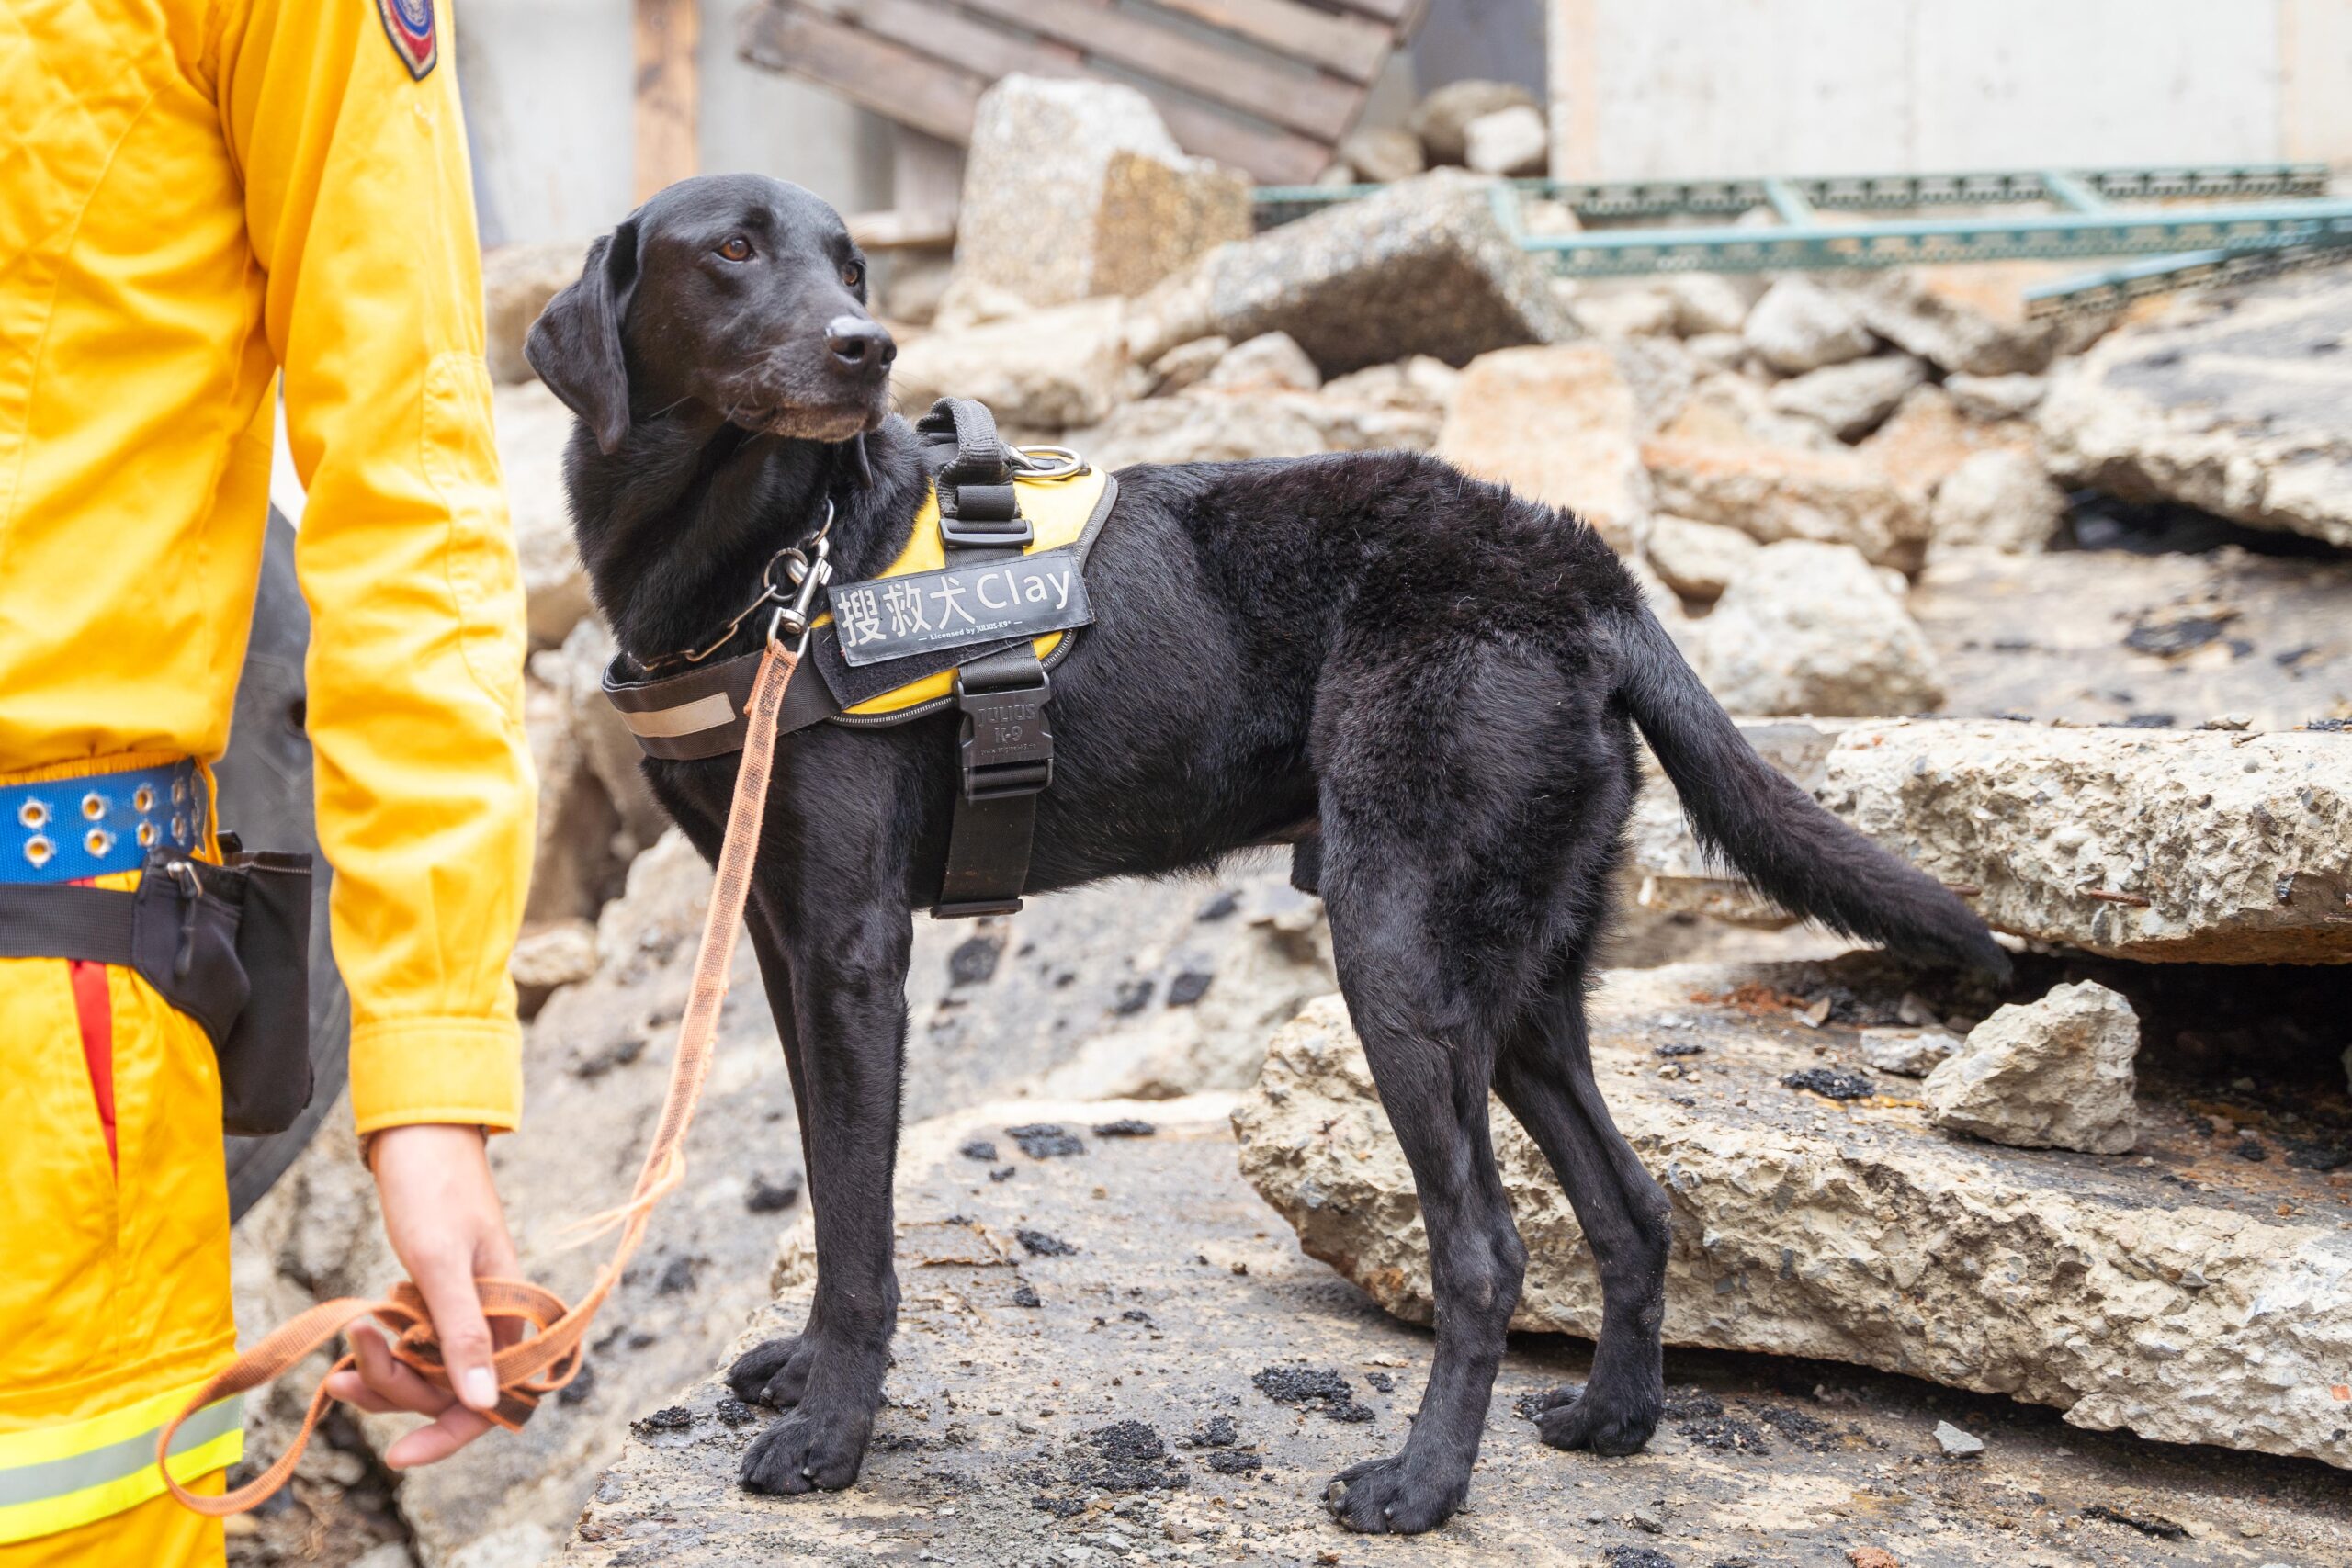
[158,641,800,1515]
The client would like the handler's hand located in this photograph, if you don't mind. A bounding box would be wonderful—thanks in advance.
[326,1123,522,1469]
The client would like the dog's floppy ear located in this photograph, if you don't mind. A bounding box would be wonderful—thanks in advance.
[525,219,641,455]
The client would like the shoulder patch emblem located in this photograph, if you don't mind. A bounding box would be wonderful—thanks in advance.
[375,0,438,81]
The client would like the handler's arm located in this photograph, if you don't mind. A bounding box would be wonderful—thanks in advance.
[216,0,535,1453]
[217,0,536,1137]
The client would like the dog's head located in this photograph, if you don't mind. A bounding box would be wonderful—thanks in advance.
[526,173,894,454]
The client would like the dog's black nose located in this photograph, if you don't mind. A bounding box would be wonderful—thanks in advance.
[827,317,895,375]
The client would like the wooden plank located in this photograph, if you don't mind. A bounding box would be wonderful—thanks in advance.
[632,0,699,203]
[845,208,958,249]
[1150,92,1332,183]
[1144,0,1392,83]
[954,0,1362,141]
[738,5,987,145]
[742,1,1332,183]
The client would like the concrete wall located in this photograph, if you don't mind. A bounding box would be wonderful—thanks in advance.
[1548,0,2352,179]
[456,0,893,248]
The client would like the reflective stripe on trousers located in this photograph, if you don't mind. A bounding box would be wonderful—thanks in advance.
[0,1389,241,1546]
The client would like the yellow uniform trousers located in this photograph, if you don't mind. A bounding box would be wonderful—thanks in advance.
[0,765,240,1563]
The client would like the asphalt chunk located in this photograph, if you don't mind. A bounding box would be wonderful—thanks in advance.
[1092,1118,1157,1138]
[1016,1228,1078,1258]
[959,1138,999,1162]
[1782,1067,1877,1100]
[1007,1123,1086,1159]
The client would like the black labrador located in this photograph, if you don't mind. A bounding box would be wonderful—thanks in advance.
[527,173,2007,1535]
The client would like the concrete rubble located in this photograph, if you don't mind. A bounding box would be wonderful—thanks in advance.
[889,297,1130,432]
[1628,717,2352,963]
[1235,967,2352,1472]
[1642,434,1931,570]
[1693,540,1946,716]
[1436,343,1653,554]
[949,76,1251,311]
[1643,513,1758,602]
[1764,352,1927,440]
[1855,266,2075,378]
[561,1077,2352,1567]
[1928,446,2067,554]
[2037,273,2352,549]
[1742,276,1876,374]
[1408,79,1539,167]
[1123,169,1574,375]
[1923,980,2142,1153]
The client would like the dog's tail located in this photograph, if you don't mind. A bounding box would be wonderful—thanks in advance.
[1612,603,2011,979]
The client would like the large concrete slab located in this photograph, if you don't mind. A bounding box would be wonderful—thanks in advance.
[2038,275,2352,550]
[1627,718,2352,963]
[1238,964,2352,1479]
[566,1089,2352,1568]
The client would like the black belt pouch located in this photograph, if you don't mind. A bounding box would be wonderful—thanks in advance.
[132,850,314,1136]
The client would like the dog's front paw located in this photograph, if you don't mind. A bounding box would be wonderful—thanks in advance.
[1532,1382,1658,1456]
[727,1334,821,1409]
[1321,1454,1465,1536]
[738,1405,870,1495]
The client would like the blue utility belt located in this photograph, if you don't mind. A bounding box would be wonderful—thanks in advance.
[1,760,206,884]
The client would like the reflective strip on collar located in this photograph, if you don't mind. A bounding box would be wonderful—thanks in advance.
[614,690,738,740]
[0,1392,243,1542]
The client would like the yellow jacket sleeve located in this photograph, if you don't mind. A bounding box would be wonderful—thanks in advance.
[215,0,536,1135]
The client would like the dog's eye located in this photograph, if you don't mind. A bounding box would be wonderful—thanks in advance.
[718,236,752,263]
[842,261,865,290]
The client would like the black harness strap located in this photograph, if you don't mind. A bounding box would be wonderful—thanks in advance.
[919,399,1051,919]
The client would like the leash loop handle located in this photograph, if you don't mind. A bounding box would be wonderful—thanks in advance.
[158,642,803,1516]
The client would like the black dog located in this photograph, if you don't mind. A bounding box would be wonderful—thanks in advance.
[527,174,2007,1534]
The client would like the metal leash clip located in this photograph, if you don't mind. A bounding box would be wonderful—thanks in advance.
[766,535,832,658]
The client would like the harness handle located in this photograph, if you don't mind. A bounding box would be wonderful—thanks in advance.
[157,640,803,1515]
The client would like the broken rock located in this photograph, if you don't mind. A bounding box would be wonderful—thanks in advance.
[1858,266,2066,377]
[1124,169,1573,376]
[1766,355,1928,441]
[1410,79,1539,166]
[1628,718,2352,963]
[1695,541,1944,716]
[482,239,589,386]
[891,298,1128,431]
[1923,981,2140,1155]
[1660,273,1758,338]
[1199,332,1320,394]
[1743,277,1876,375]
[1438,344,1653,553]
[1336,127,1424,186]
[1642,436,1930,570]
[1945,372,2047,423]
[2035,274,2352,549]
[1236,974,2352,1472]
[952,75,1250,310]
[1643,513,1758,603]
[1856,383,2038,495]
[1462,105,1550,176]
[1929,448,2066,555]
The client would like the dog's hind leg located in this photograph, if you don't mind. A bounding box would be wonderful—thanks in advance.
[1491,952,1671,1456]
[735,897,913,1496]
[1315,861,1526,1535]
[726,902,829,1411]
